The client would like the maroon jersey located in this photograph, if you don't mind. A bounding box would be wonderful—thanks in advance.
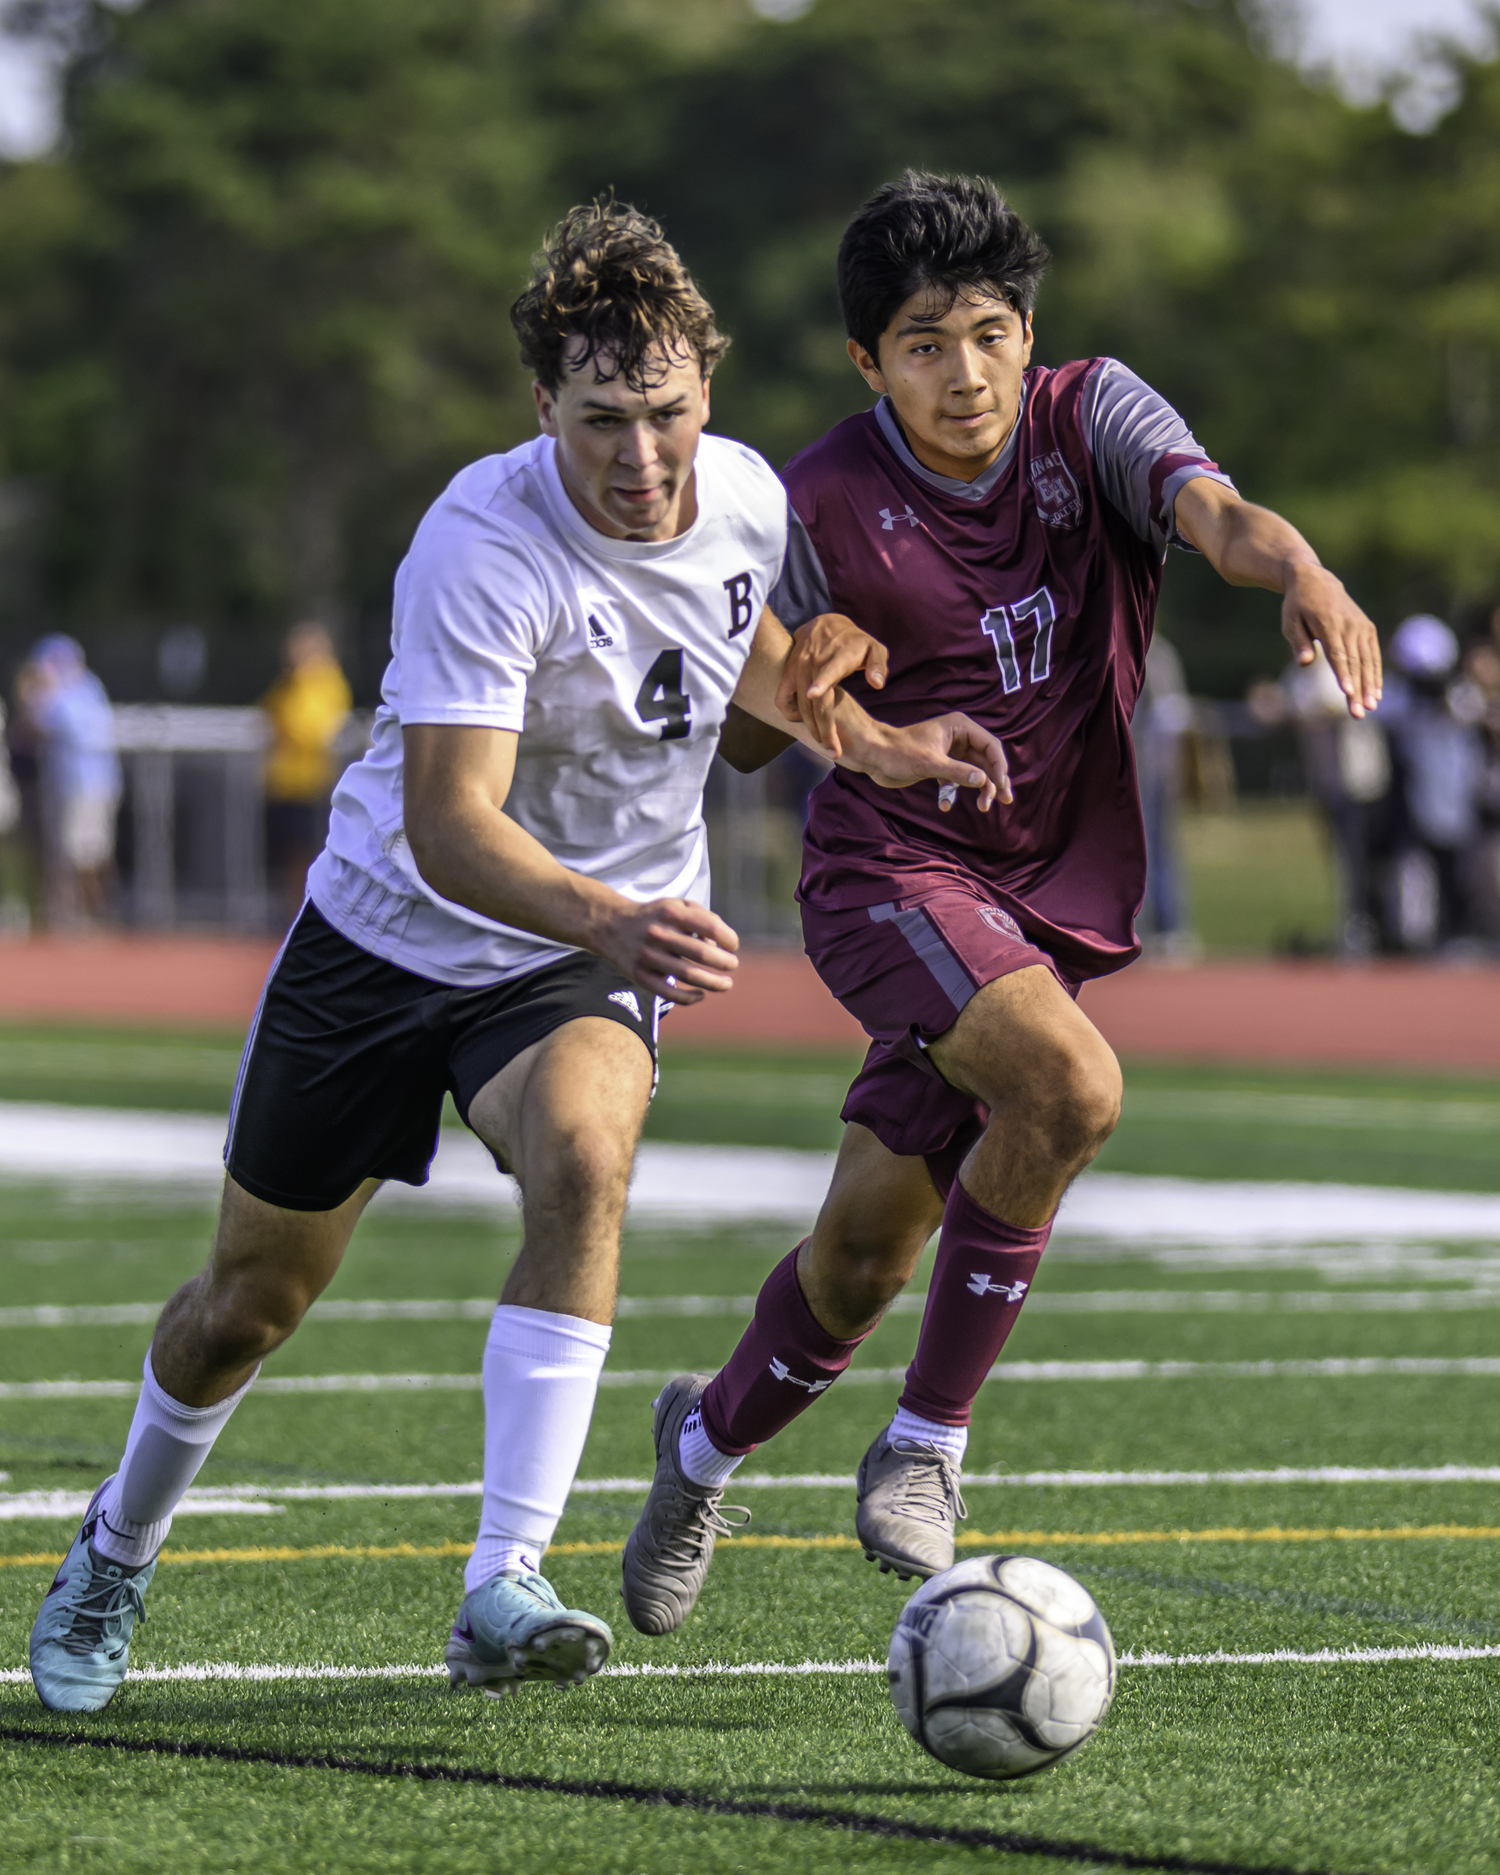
[771,357,1232,981]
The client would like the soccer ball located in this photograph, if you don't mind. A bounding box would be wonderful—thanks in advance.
[886,1555,1116,1780]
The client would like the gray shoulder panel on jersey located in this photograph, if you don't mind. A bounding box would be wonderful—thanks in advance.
[1081,358,1235,555]
[768,502,832,630]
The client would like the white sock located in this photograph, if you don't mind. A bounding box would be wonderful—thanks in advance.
[465,1305,611,1596]
[677,1406,743,1488]
[93,1354,260,1567]
[888,1406,968,1466]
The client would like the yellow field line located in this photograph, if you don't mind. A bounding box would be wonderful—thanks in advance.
[0,1542,474,1570]
[4,1524,1500,1571]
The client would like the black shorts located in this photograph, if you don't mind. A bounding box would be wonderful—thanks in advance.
[224,902,662,1211]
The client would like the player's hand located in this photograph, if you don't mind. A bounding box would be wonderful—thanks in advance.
[854,713,1012,812]
[599,897,740,1005]
[1282,565,1383,719]
[775,613,889,756]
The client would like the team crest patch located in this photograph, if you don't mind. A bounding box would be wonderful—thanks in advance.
[978,905,1024,941]
[607,988,642,1022]
[1028,451,1083,529]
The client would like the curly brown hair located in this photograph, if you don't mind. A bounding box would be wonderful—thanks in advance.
[511,198,730,393]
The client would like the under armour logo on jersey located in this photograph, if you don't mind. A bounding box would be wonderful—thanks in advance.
[587,614,615,648]
[879,505,921,531]
[607,988,642,1022]
[967,1273,1030,1302]
[769,1357,833,1393]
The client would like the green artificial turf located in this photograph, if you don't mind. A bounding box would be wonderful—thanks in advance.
[4,1166,1500,1873]
[9,1023,1500,1191]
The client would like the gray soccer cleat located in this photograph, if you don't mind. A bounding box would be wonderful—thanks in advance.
[445,1569,613,1699]
[621,1373,749,1636]
[855,1432,967,1581]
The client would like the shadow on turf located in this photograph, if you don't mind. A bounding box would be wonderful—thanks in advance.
[0,1722,1365,1875]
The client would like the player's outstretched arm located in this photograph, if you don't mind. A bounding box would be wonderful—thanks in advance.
[733,612,1011,809]
[1174,478,1382,720]
[402,722,738,1006]
[718,611,890,774]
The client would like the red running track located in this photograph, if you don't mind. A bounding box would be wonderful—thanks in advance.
[1,934,1499,1070]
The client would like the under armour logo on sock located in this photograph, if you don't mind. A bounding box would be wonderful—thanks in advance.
[967,1273,1030,1302]
[768,1357,833,1393]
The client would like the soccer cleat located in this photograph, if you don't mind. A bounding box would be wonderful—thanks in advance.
[445,1569,613,1698]
[29,1477,157,1713]
[855,1433,967,1581]
[621,1373,749,1636]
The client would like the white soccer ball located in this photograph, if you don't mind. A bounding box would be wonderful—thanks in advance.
[887,1555,1116,1780]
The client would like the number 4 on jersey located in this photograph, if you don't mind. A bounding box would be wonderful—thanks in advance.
[979,586,1057,695]
[635,649,691,741]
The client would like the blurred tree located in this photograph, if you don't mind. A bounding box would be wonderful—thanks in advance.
[0,0,554,687]
[4,0,1500,699]
[526,0,1413,691]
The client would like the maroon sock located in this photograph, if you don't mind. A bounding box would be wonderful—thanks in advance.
[899,1178,1051,1428]
[699,1247,870,1456]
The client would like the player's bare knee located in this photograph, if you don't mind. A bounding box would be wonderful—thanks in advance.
[1045,1041,1122,1168]
[526,1121,633,1223]
[192,1276,309,1367]
[808,1217,926,1316]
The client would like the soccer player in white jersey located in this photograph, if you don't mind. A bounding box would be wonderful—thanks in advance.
[29,200,1007,1712]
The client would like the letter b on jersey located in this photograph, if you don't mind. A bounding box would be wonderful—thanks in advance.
[724,572,754,638]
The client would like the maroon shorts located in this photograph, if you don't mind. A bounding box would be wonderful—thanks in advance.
[801,883,1078,1180]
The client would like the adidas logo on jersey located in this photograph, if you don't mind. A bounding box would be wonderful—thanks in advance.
[879,505,921,531]
[967,1273,1030,1302]
[587,614,614,648]
[607,988,642,1022]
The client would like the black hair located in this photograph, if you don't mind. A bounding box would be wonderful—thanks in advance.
[512,197,730,392]
[837,169,1050,362]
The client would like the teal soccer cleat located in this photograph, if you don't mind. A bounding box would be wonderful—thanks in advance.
[445,1569,613,1699]
[29,1478,156,1713]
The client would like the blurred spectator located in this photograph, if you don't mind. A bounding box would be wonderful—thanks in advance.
[1276,644,1395,956]
[261,621,352,926]
[1459,629,1500,938]
[0,697,23,931]
[17,634,122,926]
[5,671,46,927]
[1131,633,1198,958]
[1379,614,1483,952]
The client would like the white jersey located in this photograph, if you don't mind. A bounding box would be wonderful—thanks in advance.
[309,432,789,986]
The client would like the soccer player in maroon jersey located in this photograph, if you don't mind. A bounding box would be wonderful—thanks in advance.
[621,170,1382,1633]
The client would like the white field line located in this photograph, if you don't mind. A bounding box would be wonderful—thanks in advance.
[7,1355,1500,1405]
[8,1463,1500,1521]
[3,1643,1498,1687]
[8,1100,1500,1244]
[0,1492,284,1521]
[11,1287,1500,1331]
